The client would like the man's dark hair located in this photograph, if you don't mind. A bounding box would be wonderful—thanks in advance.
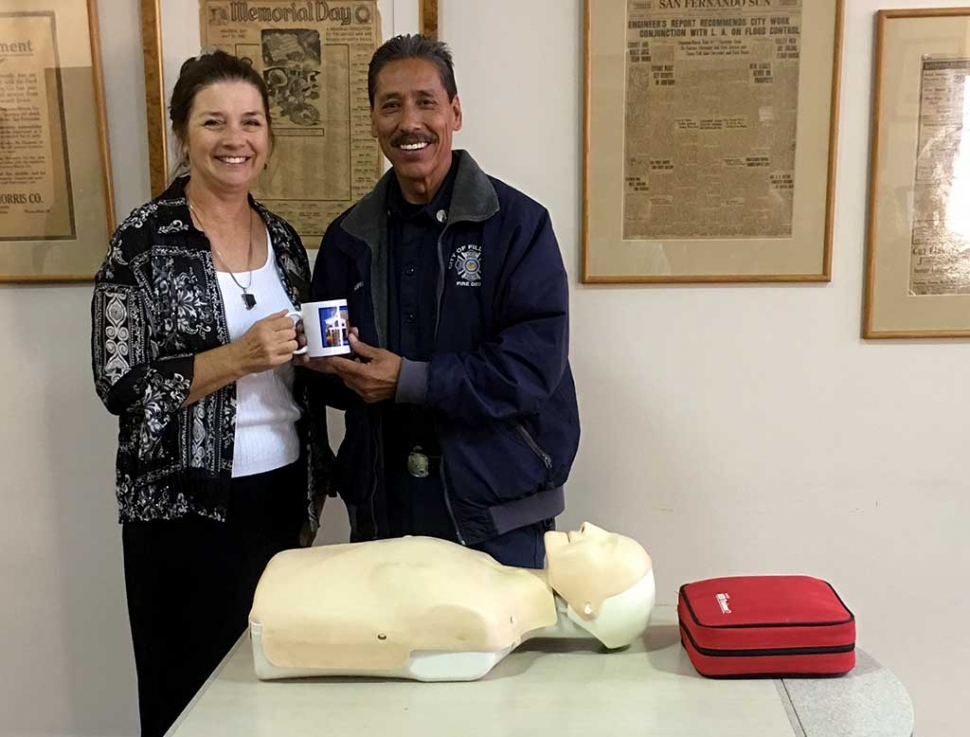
[169,49,274,173]
[367,34,457,107]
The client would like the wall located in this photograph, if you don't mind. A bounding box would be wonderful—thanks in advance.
[1,0,967,735]
[438,3,966,736]
[0,0,144,733]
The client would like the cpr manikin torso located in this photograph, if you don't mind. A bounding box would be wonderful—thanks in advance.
[249,523,655,681]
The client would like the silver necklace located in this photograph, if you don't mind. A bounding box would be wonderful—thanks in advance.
[188,200,257,310]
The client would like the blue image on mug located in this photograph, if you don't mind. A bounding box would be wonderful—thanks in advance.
[319,306,350,348]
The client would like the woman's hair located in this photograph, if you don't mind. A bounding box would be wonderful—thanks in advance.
[169,49,274,175]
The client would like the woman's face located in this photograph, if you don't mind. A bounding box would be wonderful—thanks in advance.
[184,79,269,195]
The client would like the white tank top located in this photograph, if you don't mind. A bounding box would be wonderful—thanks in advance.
[216,233,302,478]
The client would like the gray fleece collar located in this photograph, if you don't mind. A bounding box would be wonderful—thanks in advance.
[337,150,498,350]
[340,150,499,250]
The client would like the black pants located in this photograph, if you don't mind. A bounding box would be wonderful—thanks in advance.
[122,462,306,737]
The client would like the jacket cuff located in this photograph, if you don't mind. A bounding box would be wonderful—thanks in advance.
[104,354,196,416]
[395,359,429,405]
[159,354,196,385]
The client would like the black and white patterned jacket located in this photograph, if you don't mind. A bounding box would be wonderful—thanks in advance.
[91,177,332,530]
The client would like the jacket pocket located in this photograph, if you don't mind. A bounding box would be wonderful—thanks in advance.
[513,419,553,473]
[440,417,553,509]
[525,375,581,486]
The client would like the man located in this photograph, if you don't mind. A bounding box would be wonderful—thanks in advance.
[310,34,579,568]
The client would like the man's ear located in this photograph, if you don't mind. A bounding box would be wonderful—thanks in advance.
[452,94,463,132]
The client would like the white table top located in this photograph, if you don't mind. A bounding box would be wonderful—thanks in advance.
[167,605,914,737]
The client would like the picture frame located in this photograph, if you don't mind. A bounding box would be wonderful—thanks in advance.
[582,0,844,284]
[420,0,437,39]
[864,8,970,339]
[0,0,114,283]
[139,0,402,248]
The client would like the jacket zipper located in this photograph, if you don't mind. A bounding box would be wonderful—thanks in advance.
[679,623,855,658]
[433,229,465,545]
[680,585,855,629]
[438,453,466,545]
[368,413,381,538]
[433,229,447,340]
[361,256,380,540]
[515,420,553,470]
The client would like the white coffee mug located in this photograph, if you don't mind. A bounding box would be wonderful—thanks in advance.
[290,299,352,357]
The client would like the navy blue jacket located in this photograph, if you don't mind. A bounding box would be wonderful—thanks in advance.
[312,151,580,545]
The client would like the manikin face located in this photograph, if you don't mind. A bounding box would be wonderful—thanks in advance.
[546,522,621,565]
[184,80,270,196]
[370,57,463,203]
[564,522,618,548]
[545,522,653,621]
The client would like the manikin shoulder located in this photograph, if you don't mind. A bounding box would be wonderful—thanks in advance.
[254,537,547,613]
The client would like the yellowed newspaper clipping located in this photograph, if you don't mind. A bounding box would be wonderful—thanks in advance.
[200,0,382,243]
[623,0,802,240]
[910,57,970,296]
[0,11,74,241]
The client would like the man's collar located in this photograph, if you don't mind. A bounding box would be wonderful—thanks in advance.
[387,152,461,222]
[341,149,499,252]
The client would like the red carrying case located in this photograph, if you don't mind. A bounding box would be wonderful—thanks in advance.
[677,575,855,678]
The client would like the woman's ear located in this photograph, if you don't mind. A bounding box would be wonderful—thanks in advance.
[174,138,189,173]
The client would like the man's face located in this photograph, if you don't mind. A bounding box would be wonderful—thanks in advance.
[370,57,462,202]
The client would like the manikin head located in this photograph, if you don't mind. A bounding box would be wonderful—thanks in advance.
[545,523,655,649]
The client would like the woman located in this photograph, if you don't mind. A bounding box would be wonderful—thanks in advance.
[91,51,330,737]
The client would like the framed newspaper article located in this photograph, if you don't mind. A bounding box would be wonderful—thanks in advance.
[141,0,399,250]
[582,0,844,284]
[865,9,970,338]
[0,0,114,283]
[420,0,437,39]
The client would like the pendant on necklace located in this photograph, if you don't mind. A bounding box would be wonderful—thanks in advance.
[242,293,257,310]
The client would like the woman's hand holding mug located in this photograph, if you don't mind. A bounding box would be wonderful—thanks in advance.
[231,310,300,375]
